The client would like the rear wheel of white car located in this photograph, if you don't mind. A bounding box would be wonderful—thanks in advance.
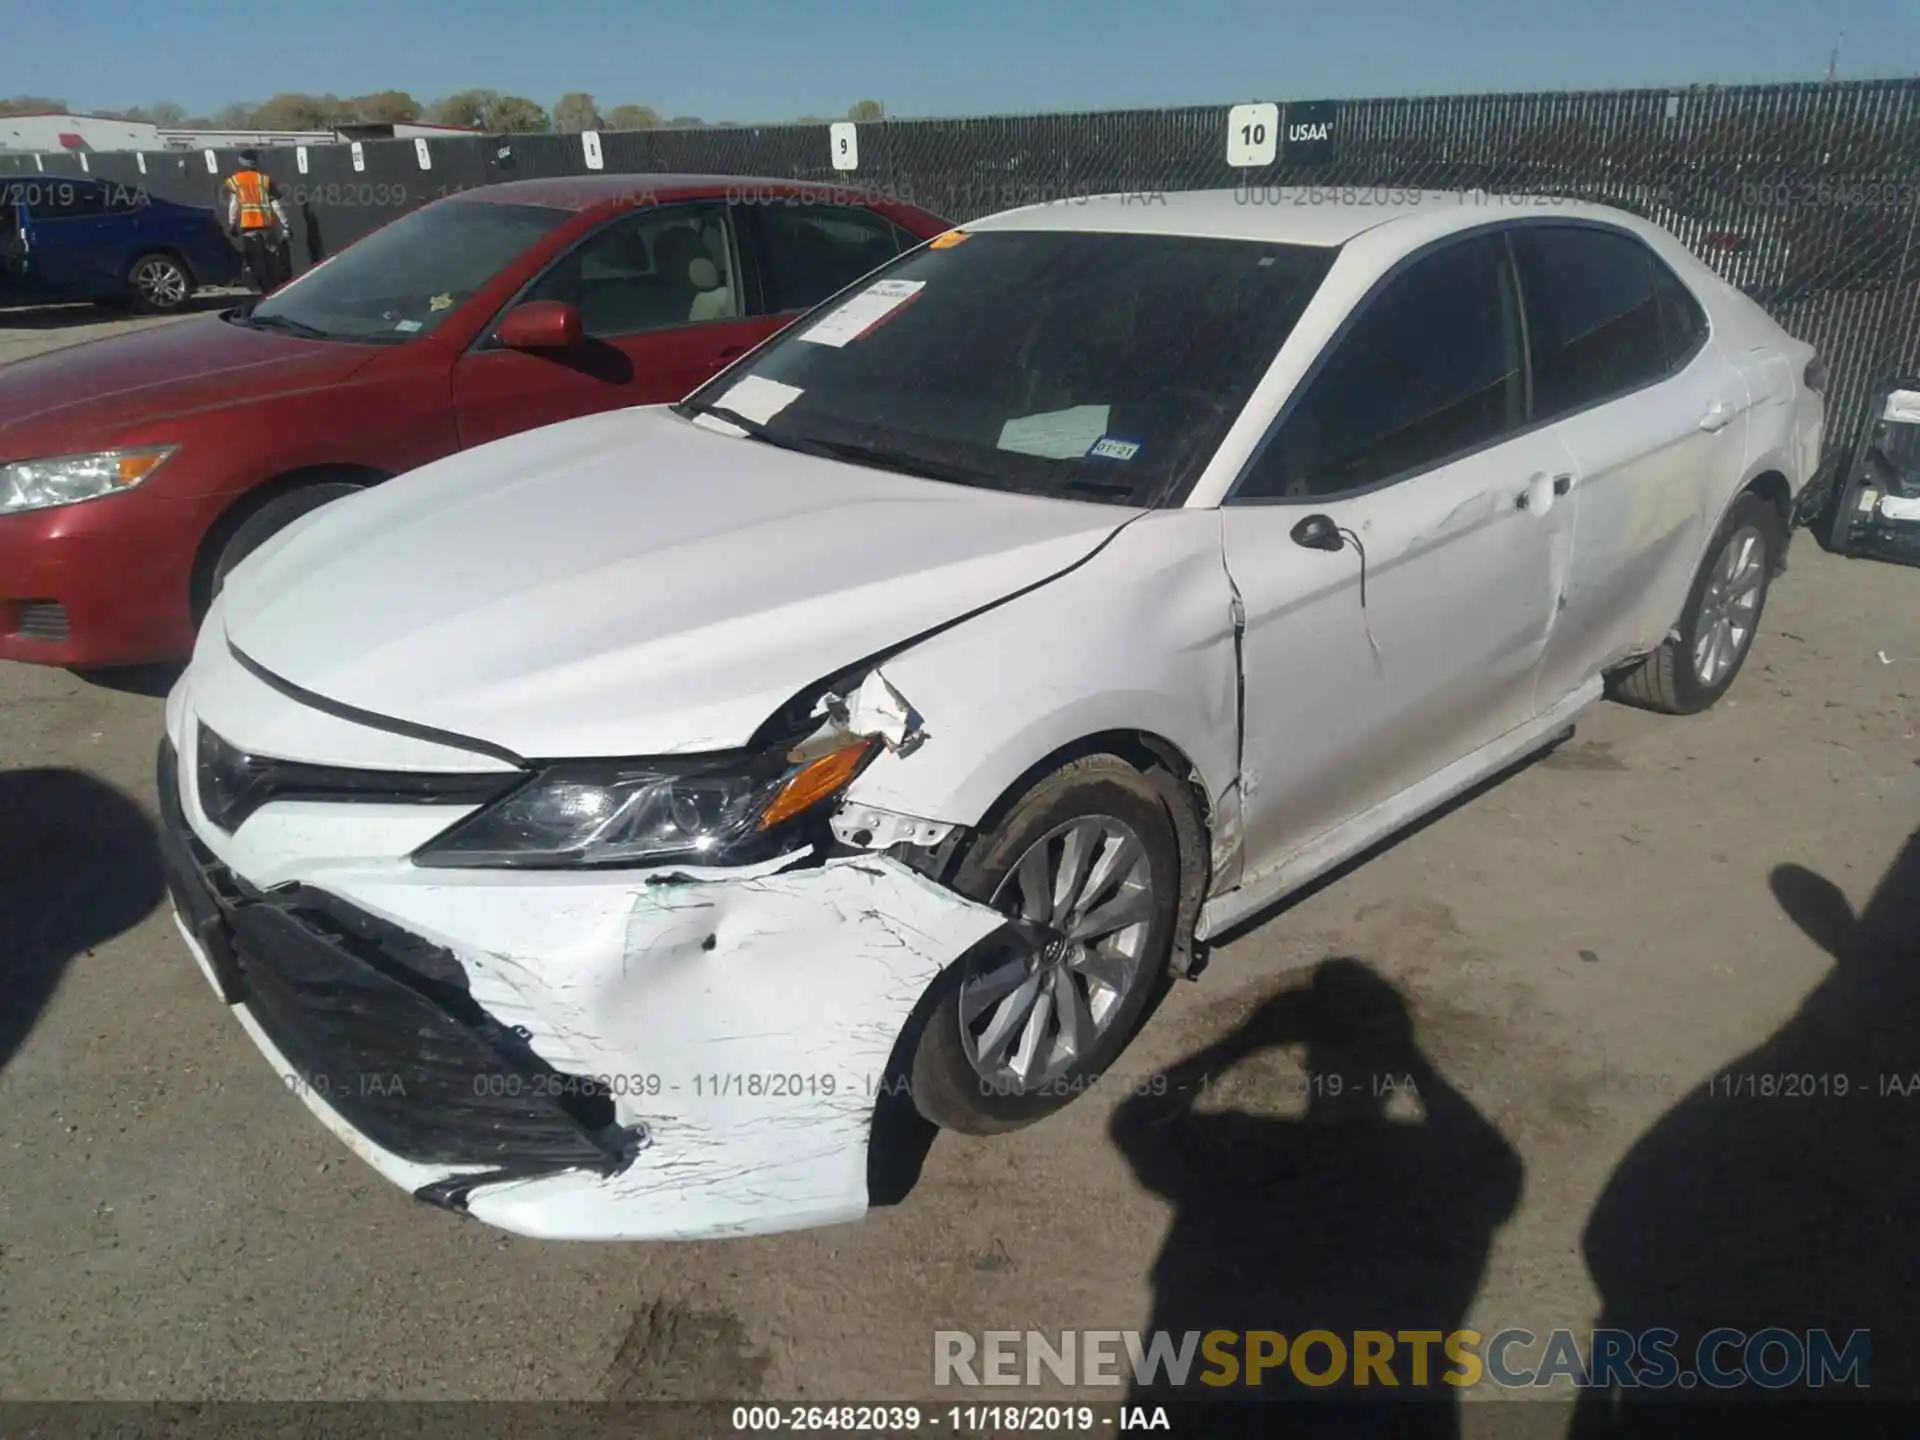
[909,755,1181,1136]
[1609,491,1781,715]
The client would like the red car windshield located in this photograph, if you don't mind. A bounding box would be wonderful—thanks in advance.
[241,200,571,344]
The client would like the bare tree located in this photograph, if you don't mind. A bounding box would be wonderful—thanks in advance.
[250,92,349,130]
[553,92,603,132]
[429,89,548,132]
[847,99,884,122]
[491,95,551,133]
[430,89,499,128]
[348,90,423,124]
[607,103,661,130]
[211,102,258,128]
[147,100,187,127]
[0,95,70,116]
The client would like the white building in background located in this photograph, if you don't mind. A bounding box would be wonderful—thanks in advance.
[0,111,478,154]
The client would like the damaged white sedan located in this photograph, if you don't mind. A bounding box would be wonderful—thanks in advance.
[159,190,1824,1240]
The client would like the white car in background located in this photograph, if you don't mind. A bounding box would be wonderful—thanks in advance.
[158,189,1824,1241]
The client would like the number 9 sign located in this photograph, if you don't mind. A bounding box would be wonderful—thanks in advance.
[829,121,858,172]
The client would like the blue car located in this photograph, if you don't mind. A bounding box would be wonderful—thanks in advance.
[0,174,242,312]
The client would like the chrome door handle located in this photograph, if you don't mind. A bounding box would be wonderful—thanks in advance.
[1700,402,1735,432]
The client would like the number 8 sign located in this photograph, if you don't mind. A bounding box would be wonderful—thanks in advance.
[1226,102,1279,168]
[829,121,859,172]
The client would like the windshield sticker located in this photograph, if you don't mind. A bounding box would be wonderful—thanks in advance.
[796,278,926,348]
[929,230,970,249]
[713,375,805,425]
[429,293,453,312]
[394,319,423,333]
[998,405,1111,460]
[1088,436,1141,461]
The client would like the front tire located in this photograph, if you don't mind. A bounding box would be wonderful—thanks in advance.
[909,755,1182,1136]
[1609,492,1781,715]
[206,481,366,605]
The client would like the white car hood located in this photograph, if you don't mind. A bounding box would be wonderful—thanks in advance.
[222,406,1141,759]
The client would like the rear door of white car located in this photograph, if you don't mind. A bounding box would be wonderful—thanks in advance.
[1221,228,1576,884]
[1512,223,1753,710]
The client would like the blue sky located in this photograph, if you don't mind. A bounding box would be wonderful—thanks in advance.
[7,0,1917,122]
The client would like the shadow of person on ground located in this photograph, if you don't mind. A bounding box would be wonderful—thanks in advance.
[0,768,165,1075]
[1571,831,1920,1427]
[1110,958,1523,1438]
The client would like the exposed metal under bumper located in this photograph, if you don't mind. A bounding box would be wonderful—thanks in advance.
[157,738,646,1184]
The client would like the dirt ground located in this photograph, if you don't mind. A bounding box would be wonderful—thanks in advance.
[2,306,1917,1434]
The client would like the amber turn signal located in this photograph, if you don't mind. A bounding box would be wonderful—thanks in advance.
[758,739,876,830]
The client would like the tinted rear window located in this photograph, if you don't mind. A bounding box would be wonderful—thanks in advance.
[1511,226,1669,419]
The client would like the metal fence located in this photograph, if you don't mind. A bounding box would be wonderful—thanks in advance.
[6,80,1918,446]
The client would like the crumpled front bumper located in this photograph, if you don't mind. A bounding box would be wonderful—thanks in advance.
[158,685,1005,1242]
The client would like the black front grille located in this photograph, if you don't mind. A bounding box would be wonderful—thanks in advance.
[13,600,68,642]
[196,722,518,834]
[157,738,641,1182]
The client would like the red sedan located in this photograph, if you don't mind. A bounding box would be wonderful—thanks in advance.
[0,174,951,668]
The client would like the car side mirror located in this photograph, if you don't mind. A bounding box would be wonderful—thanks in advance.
[497,300,582,351]
[1290,513,1346,552]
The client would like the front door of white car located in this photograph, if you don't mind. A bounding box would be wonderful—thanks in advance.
[1220,229,1577,889]
[1509,224,1755,710]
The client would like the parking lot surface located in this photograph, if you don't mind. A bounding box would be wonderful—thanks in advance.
[3,308,1917,1429]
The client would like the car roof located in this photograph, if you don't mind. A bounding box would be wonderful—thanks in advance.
[455,173,859,212]
[963,187,1656,248]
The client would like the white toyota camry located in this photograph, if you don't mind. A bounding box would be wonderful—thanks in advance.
[160,189,1825,1241]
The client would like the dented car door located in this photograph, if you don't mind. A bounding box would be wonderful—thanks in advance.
[1219,230,1573,887]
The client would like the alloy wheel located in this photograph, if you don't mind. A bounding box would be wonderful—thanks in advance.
[132,257,189,309]
[1693,523,1766,687]
[959,815,1157,1090]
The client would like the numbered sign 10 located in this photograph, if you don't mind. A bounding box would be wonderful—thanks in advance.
[296,146,310,175]
[829,121,859,172]
[350,142,366,173]
[582,130,605,170]
[1226,103,1279,168]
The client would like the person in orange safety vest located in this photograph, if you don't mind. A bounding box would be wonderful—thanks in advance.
[222,150,292,295]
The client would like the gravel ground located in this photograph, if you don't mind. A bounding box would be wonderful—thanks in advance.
[2,307,1917,1435]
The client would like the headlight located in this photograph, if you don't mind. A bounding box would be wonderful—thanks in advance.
[0,446,176,515]
[412,735,878,870]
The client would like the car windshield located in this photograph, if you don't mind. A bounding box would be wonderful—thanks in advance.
[238,199,572,344]
[681,228,1337,505]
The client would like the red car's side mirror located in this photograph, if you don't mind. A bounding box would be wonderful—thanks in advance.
[497,300,582,351]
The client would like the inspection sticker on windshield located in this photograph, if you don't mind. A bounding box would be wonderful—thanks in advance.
[429,293,453,312]
[712,375,805,425]
[1088,436,1141,461]
[797,279,926,348]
